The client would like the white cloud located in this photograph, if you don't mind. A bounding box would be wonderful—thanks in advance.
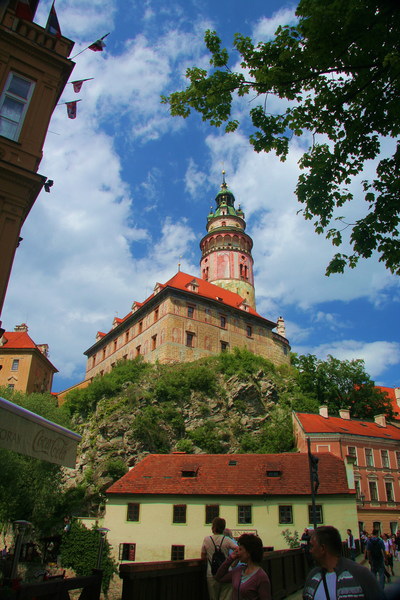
[253,7,298,40]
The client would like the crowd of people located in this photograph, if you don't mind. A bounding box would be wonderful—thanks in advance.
[201,518,399,600]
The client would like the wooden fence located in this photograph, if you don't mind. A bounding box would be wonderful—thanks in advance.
[0,570,102,600]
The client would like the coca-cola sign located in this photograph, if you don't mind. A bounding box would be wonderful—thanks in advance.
[32,429,69,461]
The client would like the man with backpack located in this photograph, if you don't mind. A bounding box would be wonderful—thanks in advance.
[367,529,386,591]
[201,517,237,600]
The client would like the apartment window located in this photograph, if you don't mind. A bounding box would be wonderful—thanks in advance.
[308,505,323,524]
[151,335,157,351]
[187,305,194,318]
[186,332,194,348]
[369,481,378,501]
[348,446,357,465]
[171,545,185,560]
[246,325,252,338]
[238,505,252,524]
[381,450,390,468]
[11,359,19,371]
[119,543,136,561]
[220,341,229,352]
[365,448,374,467]
[205,505,219,524]
[279,506,293,524]
[127,503,140,522]
[0,72,35,141]
[173,505,187,524]
[220,315,226,328]
[385,481,394,502]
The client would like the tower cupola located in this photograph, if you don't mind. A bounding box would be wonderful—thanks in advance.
[200,172,256,309]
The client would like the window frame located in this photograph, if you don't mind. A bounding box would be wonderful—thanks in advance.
[220,341,229,352]
[205,505,219,524]
[173,504,187,524]
[369,480,378,502]
[186,331,195,348]
[279,505,293,524]
[0,71,35,141]
[308,504,323,525]
[365,448,374,467]
[385,481,394,502]
[347,446,357,465]
[171,545,185,560]
[187,305,195,318]
[11,359,19,371]
[381,450,390,469]
[127,503,140,522]
[220,315,227,328]
[119,543,136,561]
[246,325,252,338]
[237,505,252,525]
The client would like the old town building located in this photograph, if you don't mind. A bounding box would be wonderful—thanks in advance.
[293,408,400,535]
[0,1,74,323]
[83,177,290,380]
[0,323,58,393]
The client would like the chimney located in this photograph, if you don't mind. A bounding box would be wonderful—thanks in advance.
[14,323,28,332]
[395,388,400,407]
[319,405,328,418]
[374,414,386,428]
[339,408,351,420]
[276,316,286,337]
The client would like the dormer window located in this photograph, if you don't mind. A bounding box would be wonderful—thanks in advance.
[181,466,198,478]
[266,470,281,477]
[153,283,162,295]
[186,279,199,293]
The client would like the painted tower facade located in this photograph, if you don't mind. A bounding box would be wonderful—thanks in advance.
[200,173,256,309]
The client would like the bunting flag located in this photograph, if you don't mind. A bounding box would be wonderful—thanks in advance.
[88,33,109,52]
[15,0,39,21]
[66,100,79,119]
[46,1,61,38]
[70,78,94,93]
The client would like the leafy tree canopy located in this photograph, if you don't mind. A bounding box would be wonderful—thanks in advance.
[292,353,394,419]
[163,0,400,275]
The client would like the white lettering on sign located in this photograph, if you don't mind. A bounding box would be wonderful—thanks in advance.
[32,429,69,461]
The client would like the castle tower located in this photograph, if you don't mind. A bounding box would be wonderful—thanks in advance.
[200,172,256,309]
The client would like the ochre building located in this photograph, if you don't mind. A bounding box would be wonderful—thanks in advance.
[84,177,290,381]
[0,323,58,393]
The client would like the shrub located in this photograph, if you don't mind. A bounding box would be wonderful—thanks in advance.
[106,459,128,481]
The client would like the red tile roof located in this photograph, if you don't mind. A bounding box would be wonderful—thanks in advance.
[1,331,38,349]
[106,452,351,497]
[294,412,400,440]
[376,386,400,421]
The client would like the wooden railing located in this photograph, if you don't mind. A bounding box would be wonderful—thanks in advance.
[120,548,308,600]
[0,570,102,600]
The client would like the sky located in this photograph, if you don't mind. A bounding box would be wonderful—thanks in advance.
[2,0,399,393]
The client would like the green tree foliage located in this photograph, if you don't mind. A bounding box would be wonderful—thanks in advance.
[59,521,117,593]
[0,386,71,427]
[163,0,400,275]
[292,353,394,418]
[216,347,276,378]
[153,361,217,403]
[105,458,128,482]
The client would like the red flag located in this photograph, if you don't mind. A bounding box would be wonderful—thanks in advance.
[15,0,38,21]
[46,2,61,38]
[89,39,106,52]
[70,78,93,93]
[66,101,77,119]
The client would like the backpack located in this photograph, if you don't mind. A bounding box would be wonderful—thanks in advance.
[368,537,383,562]
[210,535,226,575]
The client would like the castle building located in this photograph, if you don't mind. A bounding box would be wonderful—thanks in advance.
[0,1,74,324]
[0,323,58,393]
[83,177,290,381]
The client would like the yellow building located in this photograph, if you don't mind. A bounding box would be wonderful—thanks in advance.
[0,1,74,322]
[0,323,58,393]
[103,452,358,563]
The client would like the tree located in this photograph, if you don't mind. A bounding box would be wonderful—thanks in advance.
[292,353,394,419]
[163,0,400,275]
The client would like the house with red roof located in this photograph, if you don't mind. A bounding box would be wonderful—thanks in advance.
[293,408,400,536]
[376,386,400,421]
[0,323,58,393]
[82,178,290,383]
[102,452,358,563]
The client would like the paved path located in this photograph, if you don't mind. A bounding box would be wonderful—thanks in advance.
[284,554,400,599]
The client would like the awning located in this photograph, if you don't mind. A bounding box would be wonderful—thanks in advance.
[0,396,81,467]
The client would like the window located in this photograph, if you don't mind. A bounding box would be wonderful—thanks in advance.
[114,340,117,352]
[308,505,323,524]
[396,452,400,470]
[138,321,143,333]
[205,505,219,524]
[0,72,35,141]
[220,341,229,352]
[11,359,19,371]
[136,345,141,357]
[171,545,185,560]
[102,348,106,360]
[173,505,186,523]
[7,384,14,389]
[355,480,361,499]
[373,522,381,535]
[279,506,293,524]
[220,315,226,328]
[186,332,194,348]
[381,450,390,468]
[385,481,394,502]
[348,446,357,465]
[125,331,129,343]
[246,325,252,337]
[127,503,140,522]
[119,543,136,561]
[151,335,157,351]
[154,308,159,322]
[365,448,374,467]
[390,522,398,535]
[369,481,378,501]
[238,505,252,524]
[187,305,194,318]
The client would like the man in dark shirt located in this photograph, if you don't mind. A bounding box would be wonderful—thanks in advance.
[366,529,386,591]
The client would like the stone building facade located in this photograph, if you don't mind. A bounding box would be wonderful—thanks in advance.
[84,178,290,381]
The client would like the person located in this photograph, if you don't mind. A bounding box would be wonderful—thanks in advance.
[360,530,368,554]
[201,517,237,600]
[366,529,386,591]
[382,533,395,578]
[347,528,356,561]
[301,528,313,567]
[303,525,384,600]
[215,533,271,600]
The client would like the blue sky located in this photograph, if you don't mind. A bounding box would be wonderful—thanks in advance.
[3,0,399,392]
